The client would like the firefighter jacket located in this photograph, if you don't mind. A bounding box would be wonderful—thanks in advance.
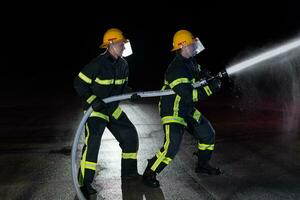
[73,51,129,120]
[159,54,214,127]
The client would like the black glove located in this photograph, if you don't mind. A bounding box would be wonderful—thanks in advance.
[208,78,222,93]
[198,68,213,80]
[123,86,133,93]
[92,99,108,111]
[130,93,142,102]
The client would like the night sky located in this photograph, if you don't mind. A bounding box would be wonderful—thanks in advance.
[5,2,300,95]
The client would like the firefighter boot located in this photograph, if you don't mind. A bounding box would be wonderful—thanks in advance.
[80,184,97,200]
[142,161,160,188]
[194,150,222,175]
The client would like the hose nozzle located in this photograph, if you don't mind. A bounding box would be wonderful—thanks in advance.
[218,69,228,79]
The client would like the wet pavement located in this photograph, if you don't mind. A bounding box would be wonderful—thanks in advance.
[0,93,299,200]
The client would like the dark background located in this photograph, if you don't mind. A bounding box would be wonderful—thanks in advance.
[4,2,300,96]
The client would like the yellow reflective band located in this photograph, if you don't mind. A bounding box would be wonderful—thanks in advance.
[197,64,202,71]
[163,125,170,150]
[164,80,169,85]
[90,111,109,121]
[112,106,122,120]
[155,151,163,158]
[173,95,181,116]
[80,148,87,179]
[95,77,114,85]
[85,161,97,170]
[193,109,201,122]
[158,101,161,114]
[169,78,190,88]
[151,125,171,171]
[115,77,128,85]
[161,116,187,127]
[78,72,92,84]
[85,161,96,170]
[207,145,214,150]
[162,157,172,165]
[80,123,91,181]
[198,143,215,150]
[122,152,137,159]
[86,95,97,104]
[192,89,198,102]
[84,124,90,145]
[204,86,213,96]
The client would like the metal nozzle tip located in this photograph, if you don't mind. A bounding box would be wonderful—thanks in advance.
[219,69,228,79]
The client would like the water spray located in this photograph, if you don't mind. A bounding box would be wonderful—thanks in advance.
[71,37,300,200]
[226,38,300,76]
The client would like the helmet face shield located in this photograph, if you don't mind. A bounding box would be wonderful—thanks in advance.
[122,39,133,57]
[193,37,205,55]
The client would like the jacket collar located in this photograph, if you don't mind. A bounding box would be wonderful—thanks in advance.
[104,50,119,64]
[176,53,195,64]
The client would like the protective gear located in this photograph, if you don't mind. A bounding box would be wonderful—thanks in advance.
[122,40,133,57]
[130,93,142,102]
[74,51,129,111]
[193,38,205,55]
[110,39,133,58]
[142,161,160,188]
[123,87,142,102]
[144,51,220,186]
[196,163,222,175]
[91,99,108,112]
[145,124,184,175]
[80,184,97,200]
[74,50,139,188]
[194,151,222,175]
[123,85,134,93]
[159,54,215,128]
[197,67,213,80]
[171,30,194,51]
[100,28,126,48]
[208,78,222,94]
[121,172,141,180]
[171,30,205,55]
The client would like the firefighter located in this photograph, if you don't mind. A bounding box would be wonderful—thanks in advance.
[74,28,141,198]
[142,30,222,188]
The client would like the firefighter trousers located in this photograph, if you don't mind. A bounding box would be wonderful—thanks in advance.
[78,108,139,186]
[148,115,215,173]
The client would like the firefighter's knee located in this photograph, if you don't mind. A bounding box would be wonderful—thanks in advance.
[194,117,215,144]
